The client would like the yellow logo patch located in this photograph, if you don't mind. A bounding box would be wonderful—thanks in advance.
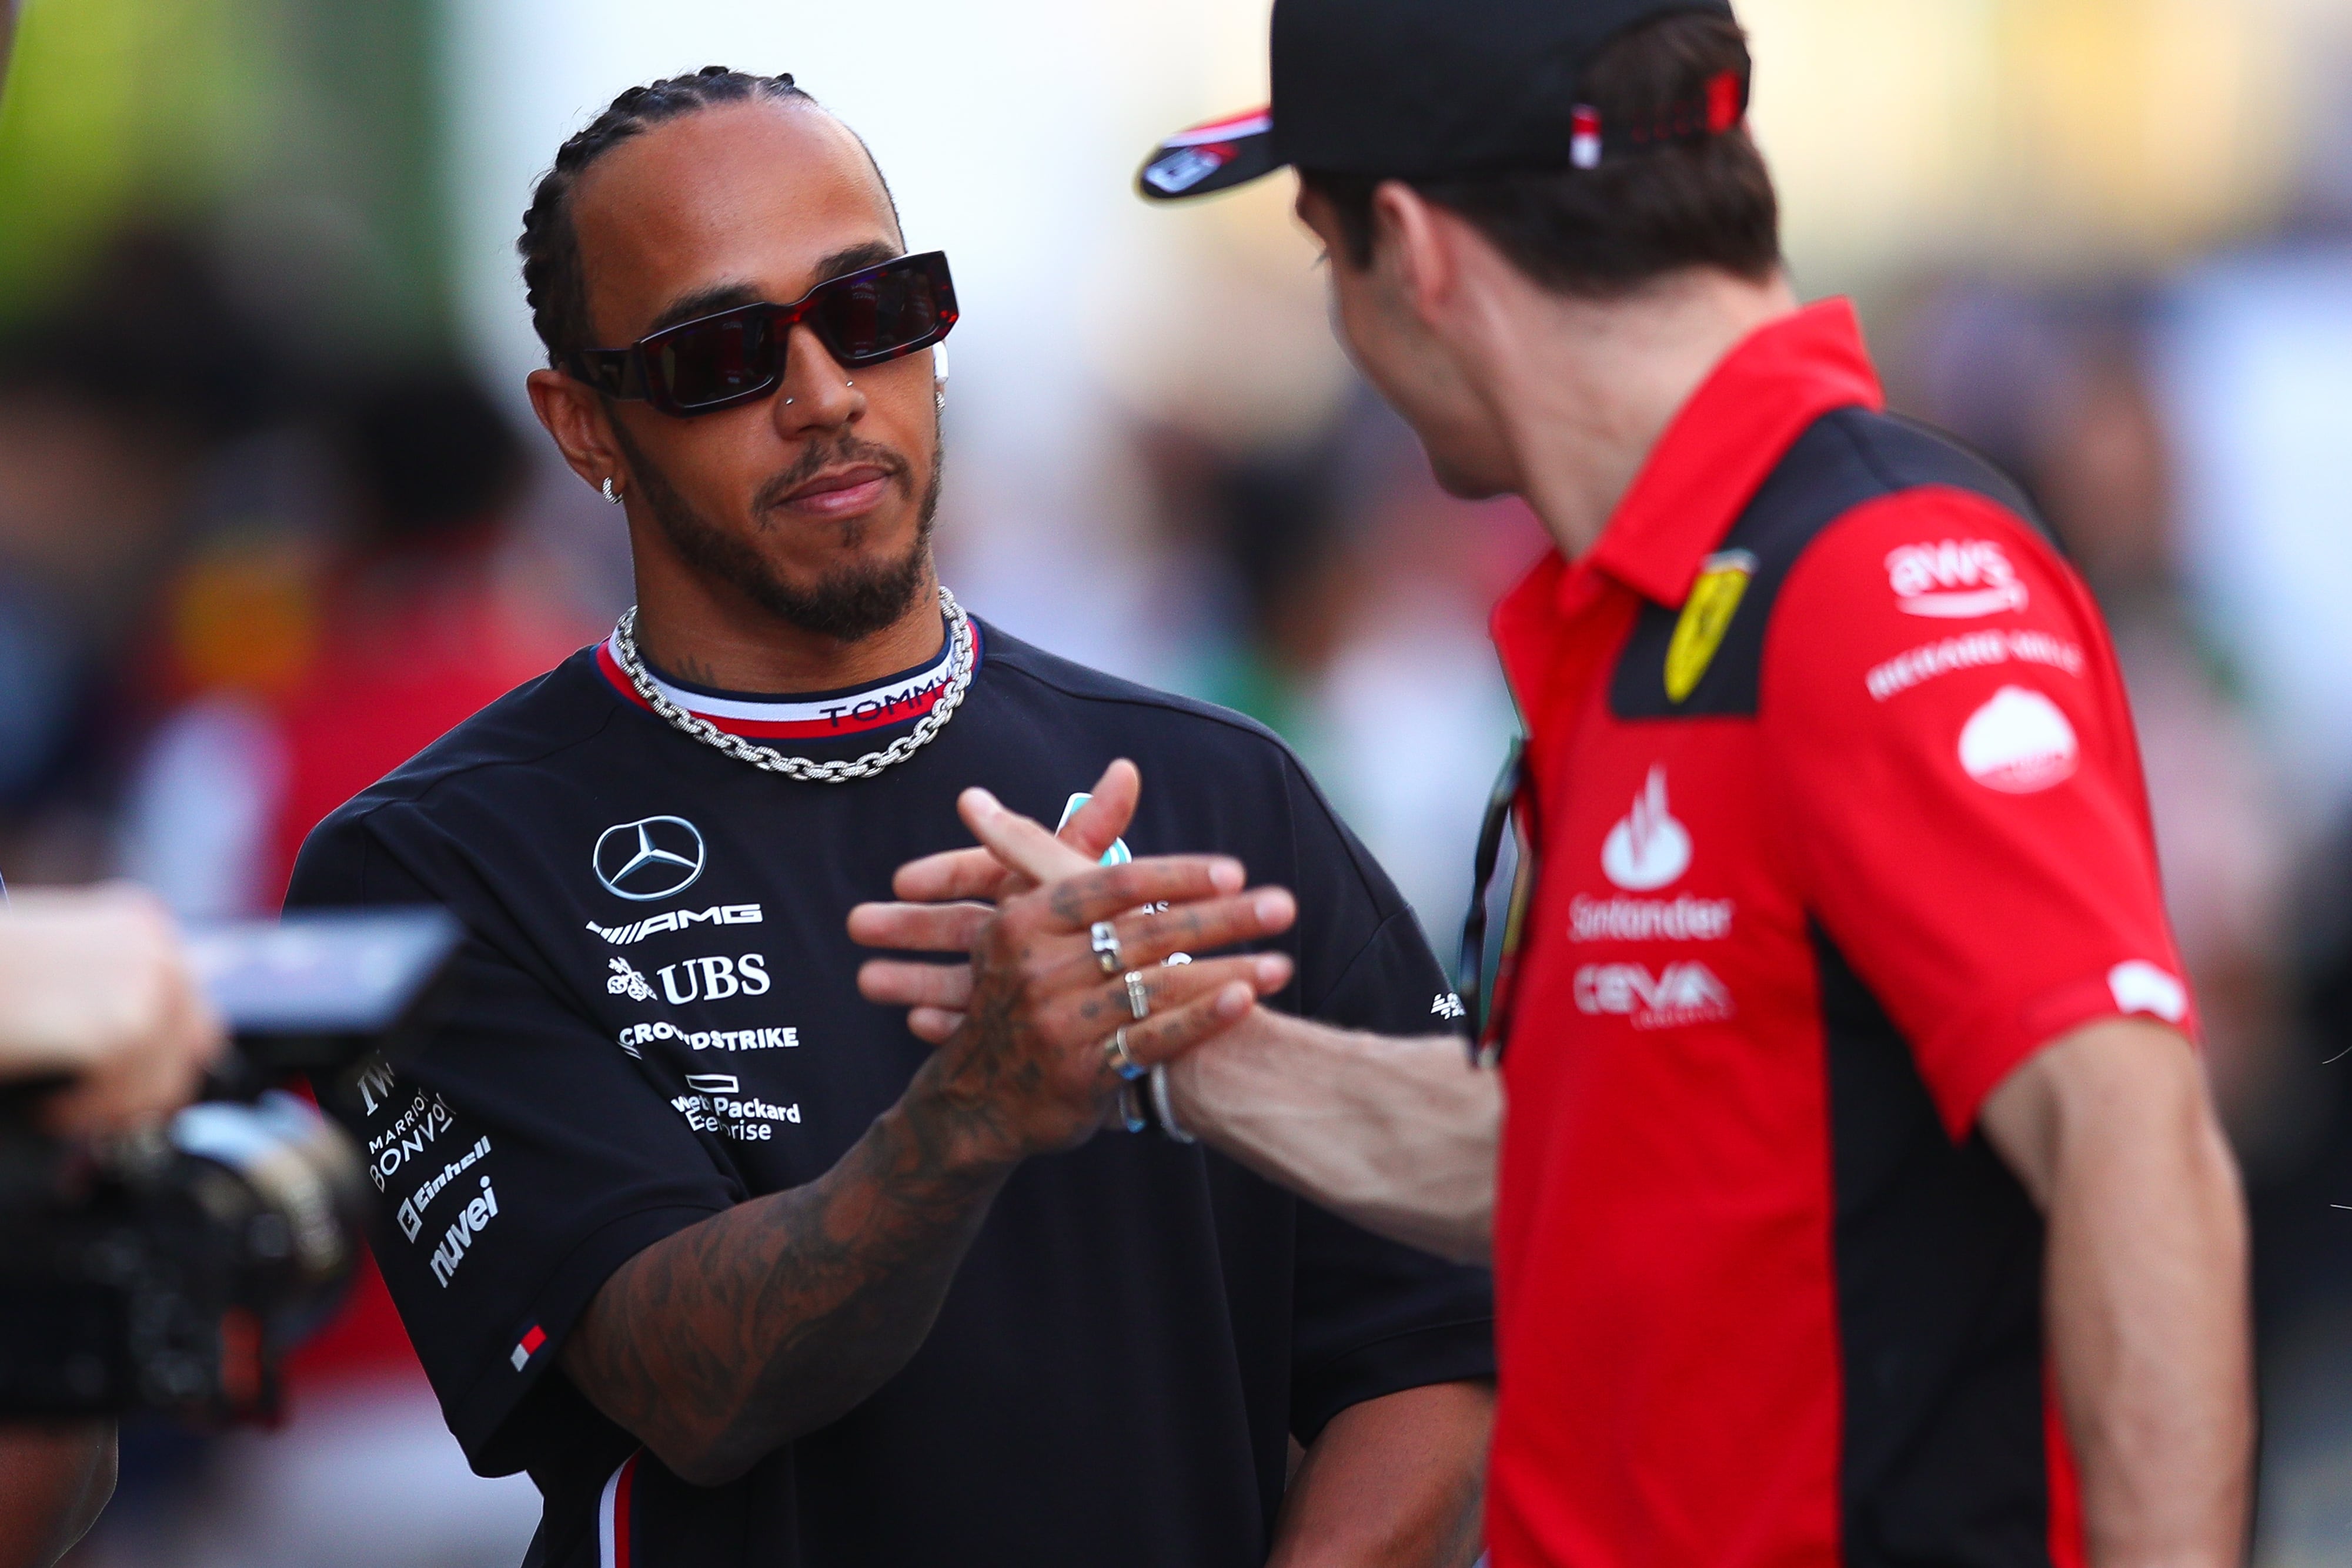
[1665,550,1758,703]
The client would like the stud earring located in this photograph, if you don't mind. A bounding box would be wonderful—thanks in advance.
[784,398,795,406]
[600,477,623,505]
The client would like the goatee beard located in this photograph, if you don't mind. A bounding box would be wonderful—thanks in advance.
[614,421,943,646]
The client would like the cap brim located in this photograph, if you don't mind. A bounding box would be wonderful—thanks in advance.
[1137,108,1281,202]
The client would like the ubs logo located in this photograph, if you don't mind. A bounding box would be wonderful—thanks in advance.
[594,816,706,902]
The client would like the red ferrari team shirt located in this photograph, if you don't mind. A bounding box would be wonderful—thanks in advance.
[1483,301,2194,1568]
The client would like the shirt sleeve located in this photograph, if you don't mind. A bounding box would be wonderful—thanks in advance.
[288,805,735,1476]
[1761,487,2196,1138]
[1274,761,1497,1441]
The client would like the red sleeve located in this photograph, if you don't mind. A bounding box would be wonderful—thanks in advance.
[1760,487,2196,1138]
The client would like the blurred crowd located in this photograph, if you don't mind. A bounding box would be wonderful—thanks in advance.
[0,230,587,1564]
[5,2,2352,1566]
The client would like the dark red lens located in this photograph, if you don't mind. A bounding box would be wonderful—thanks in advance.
[629,255,953,414]
[654,310,779,411]
[811,259,943,366]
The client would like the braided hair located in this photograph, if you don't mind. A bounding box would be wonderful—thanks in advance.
[519,67,812,369]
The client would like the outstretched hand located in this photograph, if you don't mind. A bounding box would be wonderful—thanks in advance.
[848,762,1298,1157]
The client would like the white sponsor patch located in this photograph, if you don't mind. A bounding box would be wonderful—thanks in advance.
[617,1021,800,1054]
[1570,894,1733,943]
[1143,145,1228,195]
[670,1088,803,1142]
[1886,539,2030,619]
[1601,766,1692,891]
[606,958,654,1002]
[2108,961,2189,1024]
[654,952,771,1004]
[366,1091,458,1193]
[429,1175,499,1288]
[395,1135,493,1243]
[587,905,763,947]
[1866,630,2085,701]
[1958,687,2079,793]
[1573,961,1735,1028]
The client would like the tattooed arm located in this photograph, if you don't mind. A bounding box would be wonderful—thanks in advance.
[562,840,1294,1487]
[562,1072,1010,1486]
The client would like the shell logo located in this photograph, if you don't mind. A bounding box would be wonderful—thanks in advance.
[1958,687,2078,794]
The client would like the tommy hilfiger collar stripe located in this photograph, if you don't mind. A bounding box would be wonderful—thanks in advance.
[610,586,976,784]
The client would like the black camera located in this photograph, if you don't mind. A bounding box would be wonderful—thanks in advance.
[0,909,460,1423]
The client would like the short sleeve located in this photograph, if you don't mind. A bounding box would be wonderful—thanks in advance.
[288,809,733,1475]
[1762,489,2196,1138]
[1275,766,1496,1440]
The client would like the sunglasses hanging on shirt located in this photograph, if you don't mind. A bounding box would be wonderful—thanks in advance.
[1458,740,1532,1065]
[572,251,959,419]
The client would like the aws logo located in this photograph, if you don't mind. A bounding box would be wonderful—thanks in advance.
[1885,540,2029,620]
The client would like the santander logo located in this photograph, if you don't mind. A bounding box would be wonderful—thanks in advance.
[1601,766,1692,891]
[1885,539,2030,619]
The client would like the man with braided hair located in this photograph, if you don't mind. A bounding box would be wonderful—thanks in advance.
[288,67,1495,1568]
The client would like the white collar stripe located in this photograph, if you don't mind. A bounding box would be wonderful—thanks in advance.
[596,624,978,740]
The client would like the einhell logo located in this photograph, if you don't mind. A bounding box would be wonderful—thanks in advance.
[1885,539,2029,620]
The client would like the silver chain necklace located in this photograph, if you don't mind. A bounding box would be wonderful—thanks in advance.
[612,587,975,784]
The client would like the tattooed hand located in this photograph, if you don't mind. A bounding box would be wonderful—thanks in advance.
[858,766,1299,1167]
[561,765,1297,1485]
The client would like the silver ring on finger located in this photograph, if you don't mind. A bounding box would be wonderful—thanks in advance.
[1124,968,1151,1021]
[1091,921,1123,977]
[1105,1027,1147,1082]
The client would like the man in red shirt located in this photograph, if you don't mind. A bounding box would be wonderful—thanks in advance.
[853,1,2253,1564]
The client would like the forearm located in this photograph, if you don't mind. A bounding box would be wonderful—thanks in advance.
[1986,1022,2252,1568]
[1268,1382,1492,1568]
[563,1074,1013,1485]
[2046,1091,2250,1564]
[1167,1011,1500,1265]
[0,1423,116,1568]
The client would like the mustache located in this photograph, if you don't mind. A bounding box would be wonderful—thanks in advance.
[753,434,916,514]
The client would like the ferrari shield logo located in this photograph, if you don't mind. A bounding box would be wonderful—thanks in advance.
[1665,550,1757,704]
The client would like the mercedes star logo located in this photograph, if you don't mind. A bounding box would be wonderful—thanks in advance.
[593,816,707,902]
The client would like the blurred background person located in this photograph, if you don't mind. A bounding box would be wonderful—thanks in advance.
[0,884,228,1568]
[0,234,278,884]
[102,361,584,1568]
[5,0,2352,1562]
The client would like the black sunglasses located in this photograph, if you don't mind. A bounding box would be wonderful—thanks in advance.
[572,251,958,418]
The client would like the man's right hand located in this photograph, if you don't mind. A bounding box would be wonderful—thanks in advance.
[0,885,225,1137]
[864,775,1299,1166]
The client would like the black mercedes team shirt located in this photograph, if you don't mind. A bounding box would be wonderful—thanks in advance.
[287,616,1495,1568]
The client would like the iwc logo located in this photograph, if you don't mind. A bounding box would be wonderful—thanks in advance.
[594,816,707,902]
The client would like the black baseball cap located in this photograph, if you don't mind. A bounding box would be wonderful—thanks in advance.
[1139,0,1743,202]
